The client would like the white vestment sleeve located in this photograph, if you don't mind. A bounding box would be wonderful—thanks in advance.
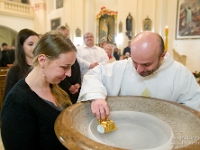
[166,61,200,111]
[77,60,128,102]
[174,69,200,111]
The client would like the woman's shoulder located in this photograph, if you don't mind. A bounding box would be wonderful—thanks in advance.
[4,79,43,112]
[6,66,21,80]
[6,79,33,100]
[8,65,20,74]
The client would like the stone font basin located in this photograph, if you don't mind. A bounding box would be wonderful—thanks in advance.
[55,96,200,150]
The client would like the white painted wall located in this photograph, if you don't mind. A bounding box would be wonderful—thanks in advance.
[0,14,34,32]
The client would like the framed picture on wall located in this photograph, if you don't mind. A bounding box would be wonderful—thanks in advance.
[143,16,151,31]
[51,18,61,30]
[176,0,200,39]
[96,7,117,44]
[56,0,63,9]
[75,28,81,37]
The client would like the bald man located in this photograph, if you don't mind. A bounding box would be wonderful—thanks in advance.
[77,31,200,120]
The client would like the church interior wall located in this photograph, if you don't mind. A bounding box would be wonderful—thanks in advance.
[0,0,200,72]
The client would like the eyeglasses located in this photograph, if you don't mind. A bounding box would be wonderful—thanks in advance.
[84,36,94,39]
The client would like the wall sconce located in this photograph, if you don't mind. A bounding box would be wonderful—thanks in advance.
[75,28,81,37]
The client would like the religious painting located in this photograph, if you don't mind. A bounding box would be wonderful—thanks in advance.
[143,16,152,31]
[56,0,63,9]
[51,18,61,30]
[176,0,200,39]
[96,7,117,44]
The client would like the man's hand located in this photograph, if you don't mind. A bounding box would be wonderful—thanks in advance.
[89,62,99,69]
[91,99,110,120]
[69,84,80,94]
[74,83,80,89]
[69,85,76,93]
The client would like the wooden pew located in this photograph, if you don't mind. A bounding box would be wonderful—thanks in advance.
[0,67,10,75]
[0,75,6,110]
[173,49,187,66]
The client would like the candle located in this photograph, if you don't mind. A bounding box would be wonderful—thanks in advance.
[165,26,168,51]
[165,26,168,37]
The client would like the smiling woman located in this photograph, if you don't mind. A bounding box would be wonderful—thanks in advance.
[1,31,77,150]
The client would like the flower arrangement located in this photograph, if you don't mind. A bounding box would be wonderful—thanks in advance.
[193,71,200,84]
[193,71,200,78]
[96,6,117,20]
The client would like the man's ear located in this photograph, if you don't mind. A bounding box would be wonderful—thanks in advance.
[160,51,167,61]
[162,51,167,58]
[38,54,46,67]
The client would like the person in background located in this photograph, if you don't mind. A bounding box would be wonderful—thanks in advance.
[57,25,70,37]
[104,43,116,63]
[123,41,131,55]
[77,31,200,120]
[76,32,109,80]
[1,42,15,67]
[119,54,125,60]
[102,41,108,48]
[57,25,81,104]
[1,43,8,50]
[113,47,120,60]
[1,31,76,150]
[98,42,104,48]
[124,52,131,59]
[11,45,16,50]
[3,29,39,100]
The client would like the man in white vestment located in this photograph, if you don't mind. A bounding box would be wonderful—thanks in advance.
[76,32,109,80]
[77,31,200,120]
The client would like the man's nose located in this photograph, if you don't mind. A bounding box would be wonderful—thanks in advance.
[136,65,144,73]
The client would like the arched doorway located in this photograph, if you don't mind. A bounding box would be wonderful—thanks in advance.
[0,26,18,49]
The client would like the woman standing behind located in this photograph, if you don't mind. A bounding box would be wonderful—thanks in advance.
[104,43,116,63]
[3,29,39,99]
[1,31,76,149]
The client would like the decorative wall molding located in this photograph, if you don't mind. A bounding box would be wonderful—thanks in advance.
[0,0,34,19]
[32,2,46,11]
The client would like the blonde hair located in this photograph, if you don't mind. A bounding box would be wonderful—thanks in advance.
[32,30,77,107]
[103,43,114,56]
